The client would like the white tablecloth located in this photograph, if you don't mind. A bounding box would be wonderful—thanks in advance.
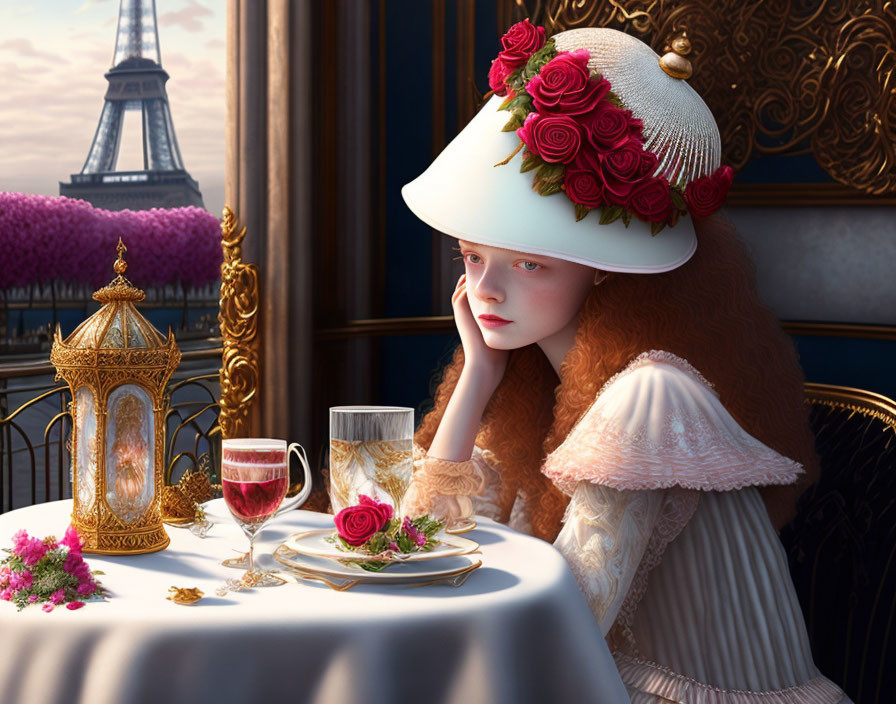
[0,500,628,704]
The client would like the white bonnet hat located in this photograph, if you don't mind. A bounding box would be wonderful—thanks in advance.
[402,25,731,273]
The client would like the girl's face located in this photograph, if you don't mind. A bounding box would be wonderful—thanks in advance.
[458,239,596,351]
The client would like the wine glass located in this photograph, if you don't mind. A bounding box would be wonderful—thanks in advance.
[221,438,312,587]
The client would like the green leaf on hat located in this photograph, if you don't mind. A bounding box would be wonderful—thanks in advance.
[501,109,526,132]
[650,221,667,236]
[599,205,624,225]
[520,153,544,173]
[670,188,687,212]
[621,210,633,227]
[536,162,565,184]
[606,91,625,109]
[574,204,591,222]
[532,175,561,196]
[521,39,558,83]
[505,67,525,94]
[504,94,532,113]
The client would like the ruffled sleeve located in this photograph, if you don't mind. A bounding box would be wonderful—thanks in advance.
[554,483,666,636]
[542,350,804,494]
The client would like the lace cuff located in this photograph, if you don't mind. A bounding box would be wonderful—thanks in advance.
[543,350,803,494]
[403,453,485,525]
[469,447,517,523]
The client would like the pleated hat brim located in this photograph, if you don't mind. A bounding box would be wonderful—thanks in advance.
[401,94,696,274]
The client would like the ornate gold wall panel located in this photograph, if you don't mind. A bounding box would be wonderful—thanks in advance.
[515,0,896,196]
[218,206,260,439]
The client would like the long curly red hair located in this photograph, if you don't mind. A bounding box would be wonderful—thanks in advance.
[415,213,818,542]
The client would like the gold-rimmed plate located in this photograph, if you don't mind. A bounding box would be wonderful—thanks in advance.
[274,544,481,586]
[283,529,479,565]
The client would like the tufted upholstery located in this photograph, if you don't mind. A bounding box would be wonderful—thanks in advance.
[780,384,896,704]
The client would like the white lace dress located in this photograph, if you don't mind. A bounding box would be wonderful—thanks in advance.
[470,350,851,704]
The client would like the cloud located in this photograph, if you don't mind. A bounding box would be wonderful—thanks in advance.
[0,39,59,64]
[75,0,114,14]
[159,1,213,33]
[205,38,225,50]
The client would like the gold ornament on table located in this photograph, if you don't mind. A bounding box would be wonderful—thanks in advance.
[51,239,181,554]
[167,586,204,605]
[161,468,216,525]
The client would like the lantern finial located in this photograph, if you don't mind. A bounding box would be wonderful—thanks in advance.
[114,237,128,275]
[93,239,145,304]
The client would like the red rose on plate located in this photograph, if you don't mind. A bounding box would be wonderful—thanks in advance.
[358,494,393,523]
[685,165,735,218]
[527,50,609,115]
[564,150,606,208]
[628,176,674,223]
[518,113,582,164]
[335,495,393,546]
[497,19,546,68]
[489,58,513,96]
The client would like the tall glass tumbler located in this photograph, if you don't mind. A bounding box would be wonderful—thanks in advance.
[329,406,414,515]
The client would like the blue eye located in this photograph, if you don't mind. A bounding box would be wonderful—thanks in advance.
[520,261,541,271]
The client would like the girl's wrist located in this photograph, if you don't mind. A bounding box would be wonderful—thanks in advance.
[459,364,504,398]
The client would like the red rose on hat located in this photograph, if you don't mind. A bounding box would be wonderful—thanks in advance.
[334,494,393,546]
[518,113,583,164]
[685,165,735,218]
[489,58,513,96]
[602,141,651,181]
[583,102,642,151]
[527,50,609,115]
[597,140,659,202]
[564,151,606,208]
[497,19,546,68]
[629,176,674,223]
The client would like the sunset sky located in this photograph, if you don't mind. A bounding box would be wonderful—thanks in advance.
[0,0,226,216]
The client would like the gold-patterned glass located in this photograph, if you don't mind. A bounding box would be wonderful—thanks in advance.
[329,406,414,515]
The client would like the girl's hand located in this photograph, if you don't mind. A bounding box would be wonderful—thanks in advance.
[453,274,508,387]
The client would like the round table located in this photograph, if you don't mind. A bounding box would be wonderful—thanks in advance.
[0,500,628,704]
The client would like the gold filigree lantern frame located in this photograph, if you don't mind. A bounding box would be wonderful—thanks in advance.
[50,240,181,554]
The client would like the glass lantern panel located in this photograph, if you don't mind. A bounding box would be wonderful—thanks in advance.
[126,316,146,347]
[100,310,126,348]
[74,387,97,514]
[104,384,155,523]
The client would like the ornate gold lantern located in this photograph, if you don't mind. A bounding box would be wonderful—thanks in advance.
[50,239,181,554]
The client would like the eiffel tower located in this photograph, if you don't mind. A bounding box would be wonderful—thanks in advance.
[60,0,204,211]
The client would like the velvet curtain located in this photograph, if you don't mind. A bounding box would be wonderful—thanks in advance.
[225,0,313,444]
[225,0,374,477]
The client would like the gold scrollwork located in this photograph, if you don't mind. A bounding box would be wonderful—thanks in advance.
[517,0,896,196]
[218,207,260,439]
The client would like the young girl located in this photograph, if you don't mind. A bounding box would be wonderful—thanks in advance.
[401,23,851,704]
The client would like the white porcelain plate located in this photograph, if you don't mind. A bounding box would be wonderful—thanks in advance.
[274,543,482,587]
[283,528,479,565]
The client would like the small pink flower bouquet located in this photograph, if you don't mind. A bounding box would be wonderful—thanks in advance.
[328,495,445,572]
[0,526,107,612]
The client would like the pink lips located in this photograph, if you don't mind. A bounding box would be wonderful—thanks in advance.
[478,314,512,329]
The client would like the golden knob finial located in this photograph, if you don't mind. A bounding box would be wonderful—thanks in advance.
[659,31,693,80]
[114,237,128,275]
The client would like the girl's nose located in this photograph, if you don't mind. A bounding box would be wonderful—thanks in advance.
[473,266,505,303]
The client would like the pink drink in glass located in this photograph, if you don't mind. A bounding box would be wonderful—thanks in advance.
[223,476,289,528]
[221,442,290,586]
